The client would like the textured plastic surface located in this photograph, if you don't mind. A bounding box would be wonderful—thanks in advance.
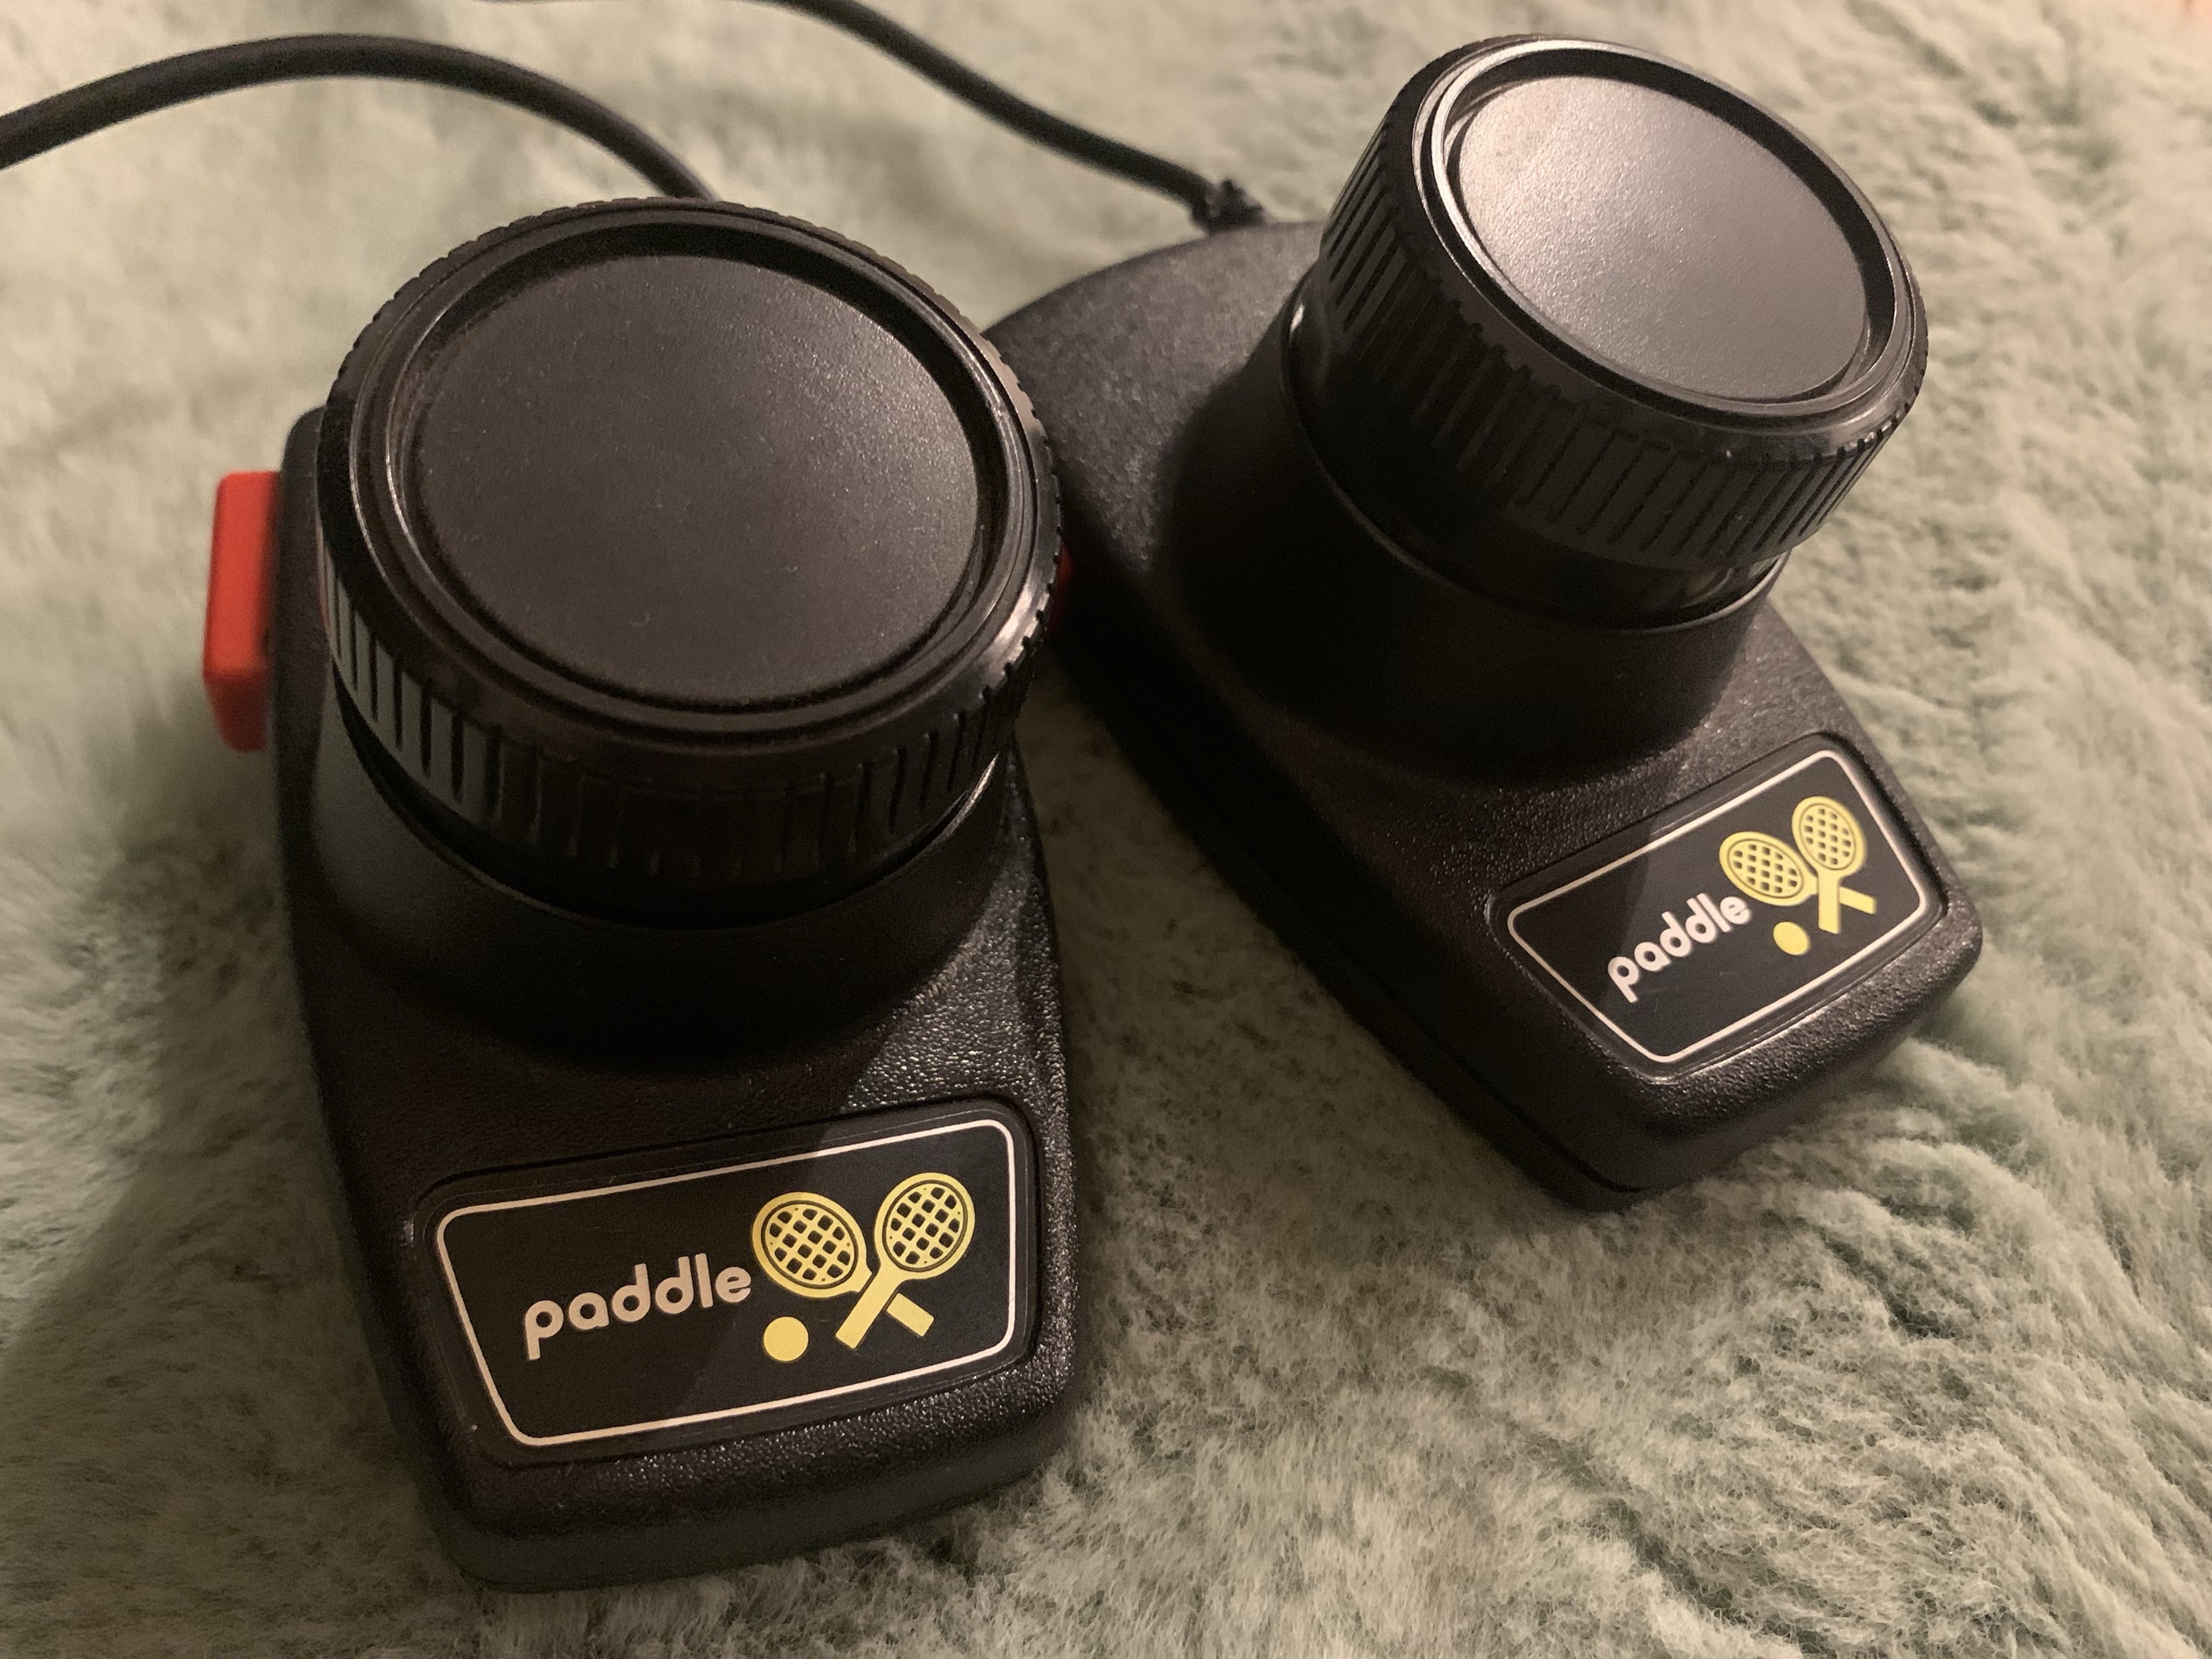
[1297,39,1925,621]
[1452,78,1865,400]
[316,201,1057,919]
[991,224,1979,1206]
[269,414,1076,1586]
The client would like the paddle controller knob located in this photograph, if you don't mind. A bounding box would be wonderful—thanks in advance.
[1290,38,1927,621]
[316,200,1056,921]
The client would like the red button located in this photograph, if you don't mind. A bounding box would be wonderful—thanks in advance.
[203,470,281,752]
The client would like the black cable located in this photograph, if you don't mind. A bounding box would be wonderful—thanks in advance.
[0,35,714,199]
[756,0,1267,229]
[488,0,1268,231]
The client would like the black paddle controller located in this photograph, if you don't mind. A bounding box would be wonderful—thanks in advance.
[991,37,1980,1207]
[7,15,1978,1592]
[220,201,1071,1587]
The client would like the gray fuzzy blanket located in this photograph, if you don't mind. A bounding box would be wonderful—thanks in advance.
[3,1,2210,1654]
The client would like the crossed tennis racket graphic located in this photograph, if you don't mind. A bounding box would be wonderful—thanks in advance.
[750,1173,975,1354]
[1719,794,1877,947]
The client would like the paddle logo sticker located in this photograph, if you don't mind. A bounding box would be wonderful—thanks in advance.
[749,1173,975,1360]
[1503,744,1937,1068]
[1717,795,1878,957]
[423,1101,1033,1459]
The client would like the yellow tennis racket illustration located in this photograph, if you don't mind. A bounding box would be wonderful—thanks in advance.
[835,1173,975,1350]
[1718,829,1818,955]
[1790,795,1877,934]
[751,1191,931,1336]
[1718,830,1814,908]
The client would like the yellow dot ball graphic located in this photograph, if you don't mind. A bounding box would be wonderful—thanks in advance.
[762,1316,809,1362]
[1772,921,1812,956]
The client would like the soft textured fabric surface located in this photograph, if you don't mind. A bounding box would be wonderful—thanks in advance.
[4,1,2211,1654]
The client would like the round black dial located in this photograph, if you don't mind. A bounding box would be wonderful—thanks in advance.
[1291,37,1926,621]
[316,200,1056,919]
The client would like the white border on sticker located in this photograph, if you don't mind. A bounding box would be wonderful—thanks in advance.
[1504,747,1937,1067]
[432,1117,1023,1449]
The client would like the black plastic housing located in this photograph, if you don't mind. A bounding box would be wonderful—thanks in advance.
[267,414,1076,1586]
[990,224,1980,1206]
